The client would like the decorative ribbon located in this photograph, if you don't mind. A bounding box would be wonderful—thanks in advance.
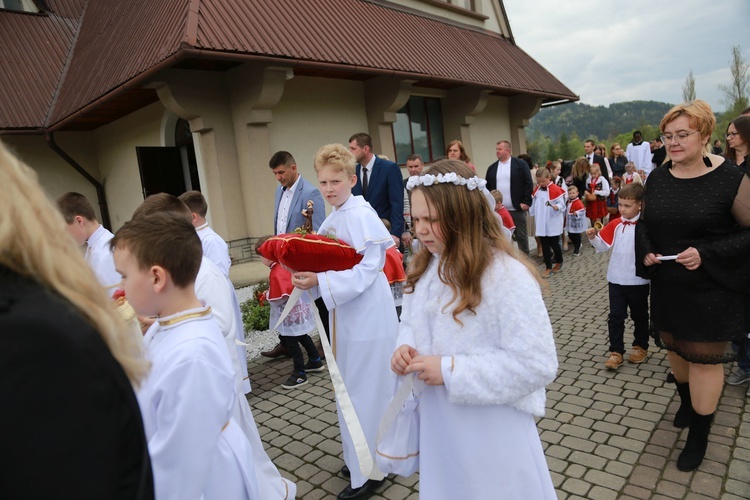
[274,287,384,481]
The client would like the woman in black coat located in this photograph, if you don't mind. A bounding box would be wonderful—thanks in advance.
[0,142,154,499]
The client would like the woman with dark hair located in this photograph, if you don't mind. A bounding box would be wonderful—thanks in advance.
[725,115,750,173]
[636,101,750,472]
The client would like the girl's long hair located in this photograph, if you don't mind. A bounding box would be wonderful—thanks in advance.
[0,141,148,385]
[405,160,541,323]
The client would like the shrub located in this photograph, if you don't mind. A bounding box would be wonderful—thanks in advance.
[241,280,271,332]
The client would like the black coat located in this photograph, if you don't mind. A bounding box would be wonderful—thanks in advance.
[485,157,533,210]
[0,266,154,500]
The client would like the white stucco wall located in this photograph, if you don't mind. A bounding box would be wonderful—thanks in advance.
[469,95,511,176]
[2,133,104,220]
[268,76,369,217]
[94,101,165,229]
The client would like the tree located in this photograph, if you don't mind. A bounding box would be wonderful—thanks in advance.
[719,45,749,116]
[682,70,696,102]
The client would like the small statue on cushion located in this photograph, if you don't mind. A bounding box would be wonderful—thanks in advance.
[301,200,315,234]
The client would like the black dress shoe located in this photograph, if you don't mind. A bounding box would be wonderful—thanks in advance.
[337,479,385,500]
[340,465,350,478]
[260,343,289,358]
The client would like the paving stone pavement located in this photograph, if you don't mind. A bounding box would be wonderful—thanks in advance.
[242,243,750,499]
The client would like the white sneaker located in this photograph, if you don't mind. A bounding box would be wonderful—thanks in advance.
[727,368,750,386]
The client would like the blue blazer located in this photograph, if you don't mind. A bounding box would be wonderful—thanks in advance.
[273,175,325,234]
[485,157,533,210]
[352,156,404,238]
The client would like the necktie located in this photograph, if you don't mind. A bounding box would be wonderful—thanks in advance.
[362,166,368,197]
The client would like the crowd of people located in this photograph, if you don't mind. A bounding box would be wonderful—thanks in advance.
[1,100,748,499]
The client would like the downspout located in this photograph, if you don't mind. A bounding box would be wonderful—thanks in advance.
[45,131,112,230]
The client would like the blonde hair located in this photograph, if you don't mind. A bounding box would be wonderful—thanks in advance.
[314,143,356,177]
[406,160,541,323]
[660,100,715,153]
[0,141,148,385]
[571,157,590,179]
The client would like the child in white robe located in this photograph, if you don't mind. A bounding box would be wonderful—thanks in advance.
[56,192,122,297]
[131,194,295,499]
[179,190,232,277]
[529,167,567,277]
[392,160,558,500]
[112,213,260,500]
[291,143,398,500]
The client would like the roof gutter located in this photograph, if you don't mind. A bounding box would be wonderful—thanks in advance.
[47,44,577,131]
[541,98,577,109]
[45,131,112,230]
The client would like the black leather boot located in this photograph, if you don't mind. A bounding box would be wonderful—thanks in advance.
[677,411,714,471]
[673,382,692,428]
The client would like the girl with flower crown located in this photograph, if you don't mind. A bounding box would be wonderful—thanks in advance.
[392,160,558,499]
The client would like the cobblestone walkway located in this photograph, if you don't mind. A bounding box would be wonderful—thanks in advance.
[243,245,750,499]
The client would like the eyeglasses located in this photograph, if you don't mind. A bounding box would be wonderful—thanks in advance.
[726,132,739,138]
[660,130,699,144]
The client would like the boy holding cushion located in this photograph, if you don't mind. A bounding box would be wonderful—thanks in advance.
[292,143,398,500]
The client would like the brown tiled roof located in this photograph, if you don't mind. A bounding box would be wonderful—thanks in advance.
[0,0,577,132]
[0,0,85,129]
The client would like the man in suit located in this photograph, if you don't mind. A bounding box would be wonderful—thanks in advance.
[349,132,404,245]
[584,139,611,182]
[401,153,424,248]
[486,140,534,254]
[262,151,326,358]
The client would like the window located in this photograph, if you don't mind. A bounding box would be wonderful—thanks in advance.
[393,96,445,165]
[0,0,40,13]
[416,0,481,15]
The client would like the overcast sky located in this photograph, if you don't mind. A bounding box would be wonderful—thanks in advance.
[503,0,750,113]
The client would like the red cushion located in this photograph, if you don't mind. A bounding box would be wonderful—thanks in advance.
[258,233,363,273]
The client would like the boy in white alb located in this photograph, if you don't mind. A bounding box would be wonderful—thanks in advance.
[529,167,566,277]
[587,183,650,371]
[292,144,397,500]
[180,190,232,277]
[112,213,261,500]
[56,192,121,297]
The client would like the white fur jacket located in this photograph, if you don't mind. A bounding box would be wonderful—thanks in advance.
[397,252,558,417]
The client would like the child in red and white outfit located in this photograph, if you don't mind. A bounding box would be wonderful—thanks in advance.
[255,236,324,390]
[622,162,643,186]
[584,163,610,227]
[586,183,650,371]
[529,167,566,277]
[490,189,516,234]
[566,185,587,256]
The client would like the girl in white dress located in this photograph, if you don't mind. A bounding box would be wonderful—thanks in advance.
[392,160,558,500]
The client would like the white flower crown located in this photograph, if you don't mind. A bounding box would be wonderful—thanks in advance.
[406,172,487,191]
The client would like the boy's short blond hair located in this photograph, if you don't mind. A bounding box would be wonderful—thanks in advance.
[535,167,551,179]
[111,213,201,289]
[489,189,503,203]
[314,144,356,177]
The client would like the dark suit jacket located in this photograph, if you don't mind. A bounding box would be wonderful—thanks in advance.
[273,175,325,234]
[353,156,404,237]
[0,266,154,500]
[485,157,533,210]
